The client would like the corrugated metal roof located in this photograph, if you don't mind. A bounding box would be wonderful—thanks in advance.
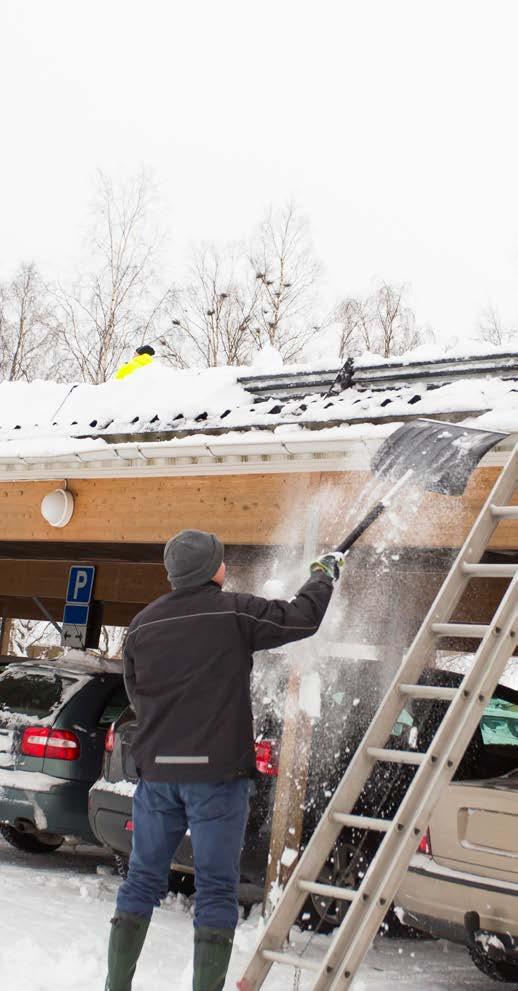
[238,351,518,399]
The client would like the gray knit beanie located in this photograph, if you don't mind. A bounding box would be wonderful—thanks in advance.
[164,529,224,589]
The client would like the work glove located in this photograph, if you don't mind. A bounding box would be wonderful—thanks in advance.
[310,551,345,582]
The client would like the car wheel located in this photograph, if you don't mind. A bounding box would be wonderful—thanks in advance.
[297,840,360,935]
[114,854,195,897]
[469,946,518,983]
[168,869,196,896]
[0,822,64,853]
[296,840,424,939]
[114,853,129,879]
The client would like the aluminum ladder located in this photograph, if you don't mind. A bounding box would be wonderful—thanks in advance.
[238,443,518,991]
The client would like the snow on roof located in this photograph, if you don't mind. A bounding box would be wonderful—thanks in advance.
[4,650,122,676]
[0,344,517,468]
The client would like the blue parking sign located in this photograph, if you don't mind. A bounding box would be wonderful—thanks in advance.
[63,603,90,626]
[66,566,95,604]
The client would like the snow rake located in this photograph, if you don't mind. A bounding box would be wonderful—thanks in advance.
[334,417,506,555]
[238,420,516,991]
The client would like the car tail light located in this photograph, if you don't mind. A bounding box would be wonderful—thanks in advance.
[105,723,115,753]
[45,730,81,761]
[255,739,279,777]
[124,819,134,832]
[417,829,432,856]
[21,727,51,758]
[21,726,80,761]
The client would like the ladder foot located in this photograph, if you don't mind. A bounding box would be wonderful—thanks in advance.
[236,980,253,991]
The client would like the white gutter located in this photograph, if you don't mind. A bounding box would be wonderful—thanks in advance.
[0,437,382,481]
[0,430,513,482]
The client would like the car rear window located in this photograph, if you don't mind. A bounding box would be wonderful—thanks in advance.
[98,683,129,727]
[0,668,77,719]
[480,696,518,748]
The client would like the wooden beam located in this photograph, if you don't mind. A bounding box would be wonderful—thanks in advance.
[0,547,303,609]
[0,541,167,563]
[317,467,518,551]
[0,475,315,545]
[0,595,144,627]
[0,560,168,603]
[0,541,294,565]
[0,467,515,549]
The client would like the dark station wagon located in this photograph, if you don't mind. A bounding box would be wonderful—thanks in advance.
[0,654,127,852]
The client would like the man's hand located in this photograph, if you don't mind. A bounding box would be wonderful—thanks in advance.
[310,551,345,582]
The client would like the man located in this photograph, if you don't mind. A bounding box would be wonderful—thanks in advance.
[114,344,155,380]
[105,529,344,991]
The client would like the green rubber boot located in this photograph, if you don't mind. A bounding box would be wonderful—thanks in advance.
[105,911,151,991]
[193,926,234,991]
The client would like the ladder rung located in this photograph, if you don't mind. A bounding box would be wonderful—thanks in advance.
[491,504,518,519]
[262,949,321,972]
[462,563,518,577]
[398,683,458,701]
[431,622,489,638]
[367,747,426,766]
[298,880,356,901]
[330,812,392,832]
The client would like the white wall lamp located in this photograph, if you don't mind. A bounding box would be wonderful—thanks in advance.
[41,483,75,528]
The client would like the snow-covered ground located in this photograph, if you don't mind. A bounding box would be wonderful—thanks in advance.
[0,836,490,991]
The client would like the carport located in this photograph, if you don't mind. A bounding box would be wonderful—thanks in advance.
[0,351,517,894]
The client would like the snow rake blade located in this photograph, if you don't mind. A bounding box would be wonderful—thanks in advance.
[371,418,506,496]
[334,419,507,555]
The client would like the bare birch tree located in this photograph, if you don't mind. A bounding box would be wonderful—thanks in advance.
[335,296,371,358]
[0,263,60,381]
[373,282,422,358]
[478,305,506,346]
[249,202,322,361]
[56,171,170,383]
[164,245,259,367]
[336,281,423,359]
[9,619,59,658]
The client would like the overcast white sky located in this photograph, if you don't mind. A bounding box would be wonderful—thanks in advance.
[1,0,517,344]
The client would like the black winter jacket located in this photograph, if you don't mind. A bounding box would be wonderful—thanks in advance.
[123,573,333,782]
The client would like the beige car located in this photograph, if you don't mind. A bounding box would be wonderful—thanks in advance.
[397,692,518,983]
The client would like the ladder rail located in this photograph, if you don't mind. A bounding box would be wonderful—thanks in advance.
[239,444,518,991]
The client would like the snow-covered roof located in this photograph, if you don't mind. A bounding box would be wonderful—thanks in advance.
[0,345,516,479]
[242,350,518,400]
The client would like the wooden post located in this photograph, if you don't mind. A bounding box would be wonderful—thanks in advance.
[263,500,321,915]
[0,608,12,655]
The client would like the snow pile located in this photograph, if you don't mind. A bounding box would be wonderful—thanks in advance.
[0,768,63,792]
[0,434,109,460]
[0,362,253,458]
[93,777,136,798]
[0,364,249,433]
[248,343,284,371]
[355,339,518,367]
[47,650,123,675]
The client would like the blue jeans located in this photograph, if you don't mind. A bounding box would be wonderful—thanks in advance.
[116,778,250,930]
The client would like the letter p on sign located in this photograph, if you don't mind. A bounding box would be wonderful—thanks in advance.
[74,570,89,599]
[66,565,95,605]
